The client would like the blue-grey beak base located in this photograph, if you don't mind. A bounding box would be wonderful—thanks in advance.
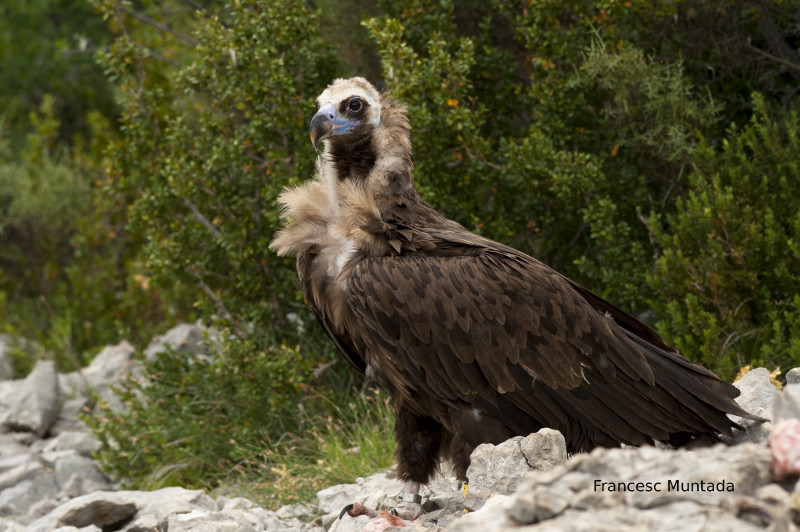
[309,103,360,150]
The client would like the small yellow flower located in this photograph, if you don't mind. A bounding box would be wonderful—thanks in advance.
[446,98,459,107]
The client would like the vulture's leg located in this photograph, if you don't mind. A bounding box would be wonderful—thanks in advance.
[448,436,474,513]
[392,408,442,519]
[342,408,441,521]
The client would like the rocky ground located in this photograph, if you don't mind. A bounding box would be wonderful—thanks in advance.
[0,326,798,532]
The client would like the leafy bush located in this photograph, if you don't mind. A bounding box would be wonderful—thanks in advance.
[87,0,361,493]
[650,95,800,378]
[0,96,183,371]
[96,0,338,345]
[87,335,314,489]
[87,331,394,504]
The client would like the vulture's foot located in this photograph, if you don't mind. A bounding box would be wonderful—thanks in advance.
[339,502,416,532]
[338,500,423,521]
[390,501,423,520]
[338,479,424,526]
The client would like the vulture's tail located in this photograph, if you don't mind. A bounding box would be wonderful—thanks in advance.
[541,328,764,453]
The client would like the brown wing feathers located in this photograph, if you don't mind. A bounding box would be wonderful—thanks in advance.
[346,248,752,450]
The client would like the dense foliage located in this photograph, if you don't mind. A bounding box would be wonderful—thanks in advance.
[1,0,798,505]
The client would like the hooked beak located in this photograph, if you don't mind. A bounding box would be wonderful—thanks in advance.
[309,103,359,150]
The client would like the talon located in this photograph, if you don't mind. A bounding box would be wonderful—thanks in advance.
[342,501,378,519]
[389,508,398,516]
[339,504,354,519]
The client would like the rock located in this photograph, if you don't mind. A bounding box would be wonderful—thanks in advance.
[317,471,405,516]
[773,383,800,421]
[52,452,112,497]
[167,510,242,532]
[464,428,567,511]
[49,397,93,436]
[786,367,800,385]
[144,322,215,362]
[59,342,137,411]
[27,487,217,532]
[275,503,317,520]
[729,367,778,443]
[0,336,14,381]
[508,482,572,523]
[0,459,43,490]
[0,516,25,532]
[446,495,513,532]
[121,499,205,532]
[0,475,60,523]
[0,454,33,477]
[83,341,138,387]
[167,505,311,532]
[453,441,774,532]
[328,513,372,532]
[0,434,30,461]
[0,360,60,436]
[25,488,321,532]
[39,429,101,458]
[317,472,461,530]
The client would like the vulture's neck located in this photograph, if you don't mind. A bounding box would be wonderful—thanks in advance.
[322,103,421,223]
[271,102,441,264]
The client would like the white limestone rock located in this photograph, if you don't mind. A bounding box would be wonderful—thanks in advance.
[0,360,60,436]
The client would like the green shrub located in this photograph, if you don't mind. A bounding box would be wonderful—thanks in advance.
[96,0,338,344]
[650,95,800,378]
[87,335,315,489]
[87,331,395,502]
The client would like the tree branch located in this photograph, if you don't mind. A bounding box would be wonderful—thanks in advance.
[183,198,223,239]
[186,266,233,322]
[120,6,199,46]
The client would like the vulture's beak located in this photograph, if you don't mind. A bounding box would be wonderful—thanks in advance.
[309,103,359,150]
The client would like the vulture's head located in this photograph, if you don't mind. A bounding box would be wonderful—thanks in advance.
[310,77,382,150]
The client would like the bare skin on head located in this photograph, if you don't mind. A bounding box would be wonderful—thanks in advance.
[270,77,760,523]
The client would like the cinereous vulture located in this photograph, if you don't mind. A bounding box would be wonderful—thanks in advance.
[270,77,757,521]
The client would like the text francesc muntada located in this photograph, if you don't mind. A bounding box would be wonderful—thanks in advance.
[594,479,735,492]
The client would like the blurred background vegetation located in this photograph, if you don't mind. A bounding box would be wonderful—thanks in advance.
[1,0,799,507]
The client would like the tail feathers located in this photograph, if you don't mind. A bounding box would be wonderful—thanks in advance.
[627,332,764,440]
[544,329,765,450]
[628,331,761,421]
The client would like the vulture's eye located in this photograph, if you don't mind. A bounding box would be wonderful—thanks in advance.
[347,98,363,113]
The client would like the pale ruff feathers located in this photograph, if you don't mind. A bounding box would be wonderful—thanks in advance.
[271,79,399,291]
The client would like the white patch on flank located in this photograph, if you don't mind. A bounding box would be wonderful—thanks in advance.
[331,238,356,278]
[471,408,482,422]
[366,360,380,380]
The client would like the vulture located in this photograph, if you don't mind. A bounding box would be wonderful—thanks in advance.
[270,77,757,520]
